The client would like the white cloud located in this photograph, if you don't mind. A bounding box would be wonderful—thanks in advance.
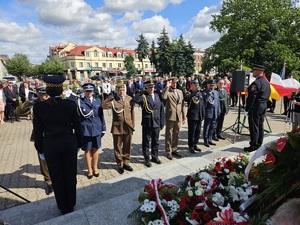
[101,0,183,13]
[117,10,143,24]
[20,0,93,26]
[185,3,221,50]
[131,15,177,41]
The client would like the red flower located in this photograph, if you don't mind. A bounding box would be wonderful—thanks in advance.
[276,137,287,152]
[192,211,200,221]
[148,191,156,199]
[265,153,276,166]
[179,221,185,225]
[203,212,212,222]
[182,196,189,202]
[180,201,186,210]
[164,194,173,201]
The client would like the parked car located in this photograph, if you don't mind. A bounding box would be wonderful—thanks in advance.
[2,75,18,84]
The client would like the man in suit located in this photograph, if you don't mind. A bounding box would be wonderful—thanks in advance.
[135,76,144,93]
[126,77,136,98]
[202,80,221,147]
[19,80,34,103]
[214,79,229,140]
[94,81,102,100]
[103,83,135,174]
[184,80,205,153]
[134,80,165,167]
[3,80,20,122]
[162,77,186,160]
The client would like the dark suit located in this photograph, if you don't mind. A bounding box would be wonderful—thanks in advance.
[33,97,82,213]
[3,85,20,121]
[19,86,34,103]
[135,80,144,93]
[94,85,102,100]
[134,91,165,162]
[215,88,229,137]
[184,89,205,150]
[202,89,221,144]
[126,82,136,98]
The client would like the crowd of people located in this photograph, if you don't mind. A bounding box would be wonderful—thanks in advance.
[1,65,299,215]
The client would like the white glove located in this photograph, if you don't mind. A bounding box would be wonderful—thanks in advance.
[39,153,45,160]
[244,111,248,116]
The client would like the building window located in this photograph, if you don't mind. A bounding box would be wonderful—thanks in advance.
[117,53,121,58]
[85,52,90,57]
[102,63,106,68]
[108,53,113,58]
[87,62,91,67]
[137,64,140,68]
[94,52,98,57]
[123,53,126,58]
[145,64,148,69]
[109,63,112,68]
[118,63,122,68]
[79,62,83,67]
[71,62,75,68]
[102,53,106,57]
[132,54,135,58]
[95,62,98,67]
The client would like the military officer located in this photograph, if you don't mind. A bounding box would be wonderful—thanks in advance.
[244,64,271,152]
[184,80,205,153]
[134,80,165,167]
[33,75,82,215]
[103,83,135,174]
[77,83,106,179]
[214,78,229,140]
[202,80,221,147]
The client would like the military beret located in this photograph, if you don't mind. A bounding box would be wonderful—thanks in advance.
[82,83,95,91]
[43,75,65,88]
[190,80,199,85]
[252,64,266,71]
[144,80,155,88]
[116,83,126,89]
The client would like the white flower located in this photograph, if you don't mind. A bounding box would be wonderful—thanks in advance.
[195,188,204,196]
[224,168,230,173]
[212,192,225,206]
[188,190,193,197]
[195,181,201,187]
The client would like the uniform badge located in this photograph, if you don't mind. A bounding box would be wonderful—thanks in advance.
[250,85,257,91]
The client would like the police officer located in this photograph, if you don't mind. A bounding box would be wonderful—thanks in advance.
[33,75,82,215]
[202,80,220,147]
[134,80,165,167]
[103,83,135,174]
[184,80,205,153]
[244,64,271,152]
[77,83,106,179]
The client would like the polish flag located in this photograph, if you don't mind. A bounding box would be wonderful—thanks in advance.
[270,73,299,97]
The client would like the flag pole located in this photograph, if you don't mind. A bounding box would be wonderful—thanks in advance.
[279,60,286,114]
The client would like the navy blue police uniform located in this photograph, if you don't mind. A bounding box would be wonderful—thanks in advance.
[244,65,271,152]
[77,83,106,150]
[202,80,221,147]
[33,75,82,215]
[184,80,205,153]
[134,80,165,167]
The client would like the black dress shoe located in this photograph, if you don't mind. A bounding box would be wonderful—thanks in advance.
[204,143,210,147]
[244,146,256,152]
[45,184,53,195]
[123,165,133,171]
[194,146,202,152]
[93,172,100,177]
[188,148,195,153]
[151,158,161,164]
[145,161,152,167]
[217,135,225,140]
[208,141,216,146]
[172,151,182,158]
[87,173,93,179]
[212,137,219,141]
[117,166,124,174]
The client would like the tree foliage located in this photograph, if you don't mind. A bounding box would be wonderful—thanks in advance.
[207,0,300,77]
[149,40,158,70]
[136,34,149,75]
[124,55,137,78]
[156,27,172,76]
[39,58,64,75]
[5,53,31,79]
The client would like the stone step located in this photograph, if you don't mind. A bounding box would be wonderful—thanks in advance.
[0,134,281,225]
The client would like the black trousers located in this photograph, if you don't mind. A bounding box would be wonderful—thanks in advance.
[142,126,160,161]
[230,92,238,106]
[43,134,78,211]
[248,103,267,149]
[203,117,217,144]
[7,102,19,120]
[187,119,201,148]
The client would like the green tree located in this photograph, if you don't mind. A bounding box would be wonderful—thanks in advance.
[156,27,172,76]
[209,0,300,76]
[39,58,64,74]
[149,40,158,73]
[185,41,195,77]
[171,35,187,76]
[136,34,149,75]
[5,53,31,79]
[124,55,137,78]
[27,64,41,77]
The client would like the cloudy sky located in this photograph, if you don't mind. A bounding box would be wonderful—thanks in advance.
[0,0,222,64]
